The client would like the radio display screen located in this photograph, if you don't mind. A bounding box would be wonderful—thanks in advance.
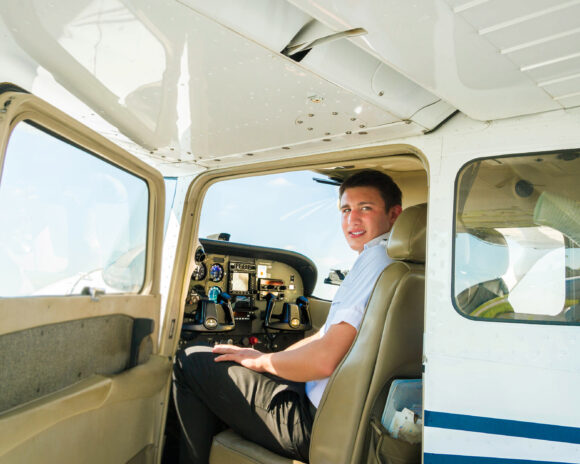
[231,272,249,292]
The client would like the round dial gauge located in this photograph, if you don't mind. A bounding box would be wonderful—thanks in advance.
[208,286,221,302]
[209,263,224,282]
[195,246,206,263]
[191,263,207,281]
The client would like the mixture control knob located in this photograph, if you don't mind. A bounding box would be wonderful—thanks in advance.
[249,336,259,346]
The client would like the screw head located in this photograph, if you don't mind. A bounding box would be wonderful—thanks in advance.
[308,95,324,103]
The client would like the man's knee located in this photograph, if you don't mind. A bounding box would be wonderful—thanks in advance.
[174,344,209,383]
[175,345,217,370]
[174,343,231,392]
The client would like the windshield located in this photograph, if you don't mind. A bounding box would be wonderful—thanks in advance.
[199,170,358,300]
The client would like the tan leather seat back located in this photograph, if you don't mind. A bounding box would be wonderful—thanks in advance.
[309,203,427,464]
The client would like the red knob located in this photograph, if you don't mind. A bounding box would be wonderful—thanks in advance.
[249,336,259,346]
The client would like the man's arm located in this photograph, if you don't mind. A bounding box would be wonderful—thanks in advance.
[212,322,356,382]
[283,329,321,351]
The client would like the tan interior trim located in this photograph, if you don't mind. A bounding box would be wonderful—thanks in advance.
[0,294,160,339]
[0,355,171,457]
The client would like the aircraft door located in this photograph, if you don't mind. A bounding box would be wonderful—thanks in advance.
[0,87,170,464]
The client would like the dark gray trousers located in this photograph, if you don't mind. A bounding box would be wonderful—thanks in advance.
[173,344,315,464]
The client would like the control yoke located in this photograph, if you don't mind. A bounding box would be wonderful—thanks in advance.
[182,292,235,332]
[264,294,311,331]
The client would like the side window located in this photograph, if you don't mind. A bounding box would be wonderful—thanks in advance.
[453,150,580,323]
[0,121,149,296]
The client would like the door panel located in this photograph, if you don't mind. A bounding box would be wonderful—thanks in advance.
[0,355,170,463]
[0,88,169,463]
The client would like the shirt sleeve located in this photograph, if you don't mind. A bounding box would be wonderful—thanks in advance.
[324,245,392,332]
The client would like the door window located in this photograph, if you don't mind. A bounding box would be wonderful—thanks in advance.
[0,121,149,296]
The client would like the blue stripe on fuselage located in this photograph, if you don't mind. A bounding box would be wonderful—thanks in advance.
[424,453,575,464]
[424,410,580,444]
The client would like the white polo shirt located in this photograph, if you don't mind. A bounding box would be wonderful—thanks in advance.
[305,233,392,407]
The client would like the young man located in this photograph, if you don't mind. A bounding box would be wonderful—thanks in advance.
[173,170,402,463]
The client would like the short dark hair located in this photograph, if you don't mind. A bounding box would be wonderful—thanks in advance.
[339,169,402,212]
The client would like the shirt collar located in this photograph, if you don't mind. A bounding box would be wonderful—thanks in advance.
[363,232,390,251]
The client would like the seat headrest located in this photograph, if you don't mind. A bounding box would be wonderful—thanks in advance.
[387,203,427,263]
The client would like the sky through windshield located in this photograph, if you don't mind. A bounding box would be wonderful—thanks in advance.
[199,171,358,300]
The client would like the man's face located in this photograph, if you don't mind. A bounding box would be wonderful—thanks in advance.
[340,186,399,253]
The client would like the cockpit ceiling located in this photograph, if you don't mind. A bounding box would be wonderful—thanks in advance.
[2,1,577,174]
[0,0,454,174]
[291,0,580,121]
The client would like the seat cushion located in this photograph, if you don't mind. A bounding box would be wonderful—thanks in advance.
[209,429,306,464]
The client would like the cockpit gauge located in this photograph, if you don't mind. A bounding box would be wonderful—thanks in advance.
[186,288,201,306]
[195,246,206,263]
[208,286,221,302]
[209,263,224,282]
[191,263,207,281]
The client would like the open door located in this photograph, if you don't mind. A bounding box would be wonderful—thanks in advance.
[0,86,171,464]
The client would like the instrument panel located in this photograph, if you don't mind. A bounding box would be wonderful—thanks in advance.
[182,239,317,352]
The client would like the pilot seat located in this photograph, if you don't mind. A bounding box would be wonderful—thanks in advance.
[209,203,427,464]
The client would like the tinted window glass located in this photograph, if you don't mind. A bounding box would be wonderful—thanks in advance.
[453,151,580,323]
[0,122,149,296]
